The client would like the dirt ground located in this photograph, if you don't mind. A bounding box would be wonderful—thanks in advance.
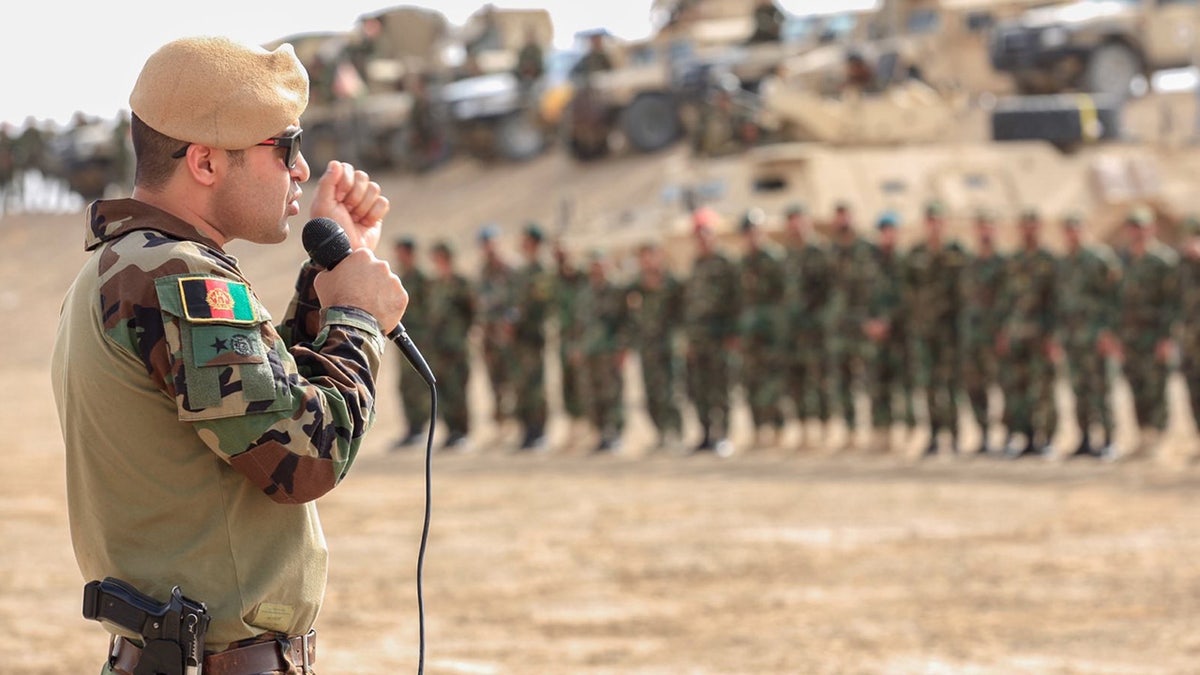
[6,139,1200,674]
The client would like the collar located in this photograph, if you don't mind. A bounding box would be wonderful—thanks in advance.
[84,198,224,253]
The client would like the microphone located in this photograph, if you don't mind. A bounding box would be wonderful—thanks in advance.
[302,217,436,385]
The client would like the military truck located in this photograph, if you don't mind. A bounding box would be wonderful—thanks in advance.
[437,7,557,162]
[989,0,1199,99]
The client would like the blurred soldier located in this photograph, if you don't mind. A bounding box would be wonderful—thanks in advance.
[684,208,740,455]
[781,204,833,449]
[1057,213,1121,459]
[865,211,915,452]
[553,241,588,427]
[842,50,877,95]
[630,241,685,451]
[466,4,503,57]
[825,202,879,449]
[393,237,431,448]
[959,209,1007,455]
[578,251,630,452]
[747,0,786,44]
[692,76,759,158]
[1115,207,1179,459]
[1179,216,1200,454]
[475,224,516,426]
[428,241,476,450]
[511,223,552,450]
[515,25,545,86]
[737,208,787,448]
[112,110,133,189]
[572,31,615,79]
[904,202,968,456]
[998,209,1059,458]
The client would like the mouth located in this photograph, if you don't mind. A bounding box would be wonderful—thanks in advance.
[287,187,302,216]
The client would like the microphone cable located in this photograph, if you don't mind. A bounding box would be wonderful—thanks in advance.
[416,382,436,675]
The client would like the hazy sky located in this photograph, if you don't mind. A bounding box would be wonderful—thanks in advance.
[0,0,873,128]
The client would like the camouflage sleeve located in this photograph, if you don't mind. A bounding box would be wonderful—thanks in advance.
[1163,255,1182,339]
[277,262,323,347]
[139,260,385,505]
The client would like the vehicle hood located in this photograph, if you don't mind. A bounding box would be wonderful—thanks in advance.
[1018,1,1131,28]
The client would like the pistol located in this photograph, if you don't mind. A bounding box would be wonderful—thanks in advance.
[83,577,209,675]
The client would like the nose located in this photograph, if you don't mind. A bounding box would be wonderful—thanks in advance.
[292,151,311,183]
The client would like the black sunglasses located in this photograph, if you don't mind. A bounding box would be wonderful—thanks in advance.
[171,128,303,169]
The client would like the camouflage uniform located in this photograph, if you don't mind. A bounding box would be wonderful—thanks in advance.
[1117,240,1179,433]
[738,234,787,431]
[1179,230,1200,430]
[826,233,879,430]
[684,246,740,446]
[871,239,917,431]
[53,199,386,652]
[1057,240,1120,451]
[630,268,685,441]
[396,247,430,441]
[476,252,515,422]
[959,247,1007,446]
[999,244,1059,449]
[510,247,552,445]
[427,251,476,444]
[577,268,630,448]
[555,261,588,420]
[904,239,969,440]
[782,234,833,424]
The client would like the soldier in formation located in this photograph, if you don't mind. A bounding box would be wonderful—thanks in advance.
[825,202,878,450]
[959,209,1006,454]
[866,212,914,452]
[629,241,685,451]
[393,237,430,449]
[737,209,787,448]
[781,204,832,449]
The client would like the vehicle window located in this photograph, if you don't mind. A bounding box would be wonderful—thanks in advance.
[906,9,941,35]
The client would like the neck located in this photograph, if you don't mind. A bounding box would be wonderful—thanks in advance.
[131,185,227,248]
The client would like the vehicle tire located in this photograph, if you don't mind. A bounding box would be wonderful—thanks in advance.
[495,111,546,162]
[621,93,681,152]
[1082,43,1141,100]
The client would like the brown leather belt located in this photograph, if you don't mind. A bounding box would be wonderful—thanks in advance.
[110,630,316,674]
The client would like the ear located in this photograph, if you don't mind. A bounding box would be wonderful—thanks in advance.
[182,144,219,187]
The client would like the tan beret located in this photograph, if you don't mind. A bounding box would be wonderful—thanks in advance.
[129,36,309,150]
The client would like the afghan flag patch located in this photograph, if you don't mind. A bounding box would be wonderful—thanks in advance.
[178,277,258,324]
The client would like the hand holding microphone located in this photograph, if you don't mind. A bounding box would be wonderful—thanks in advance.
[304,217,435,385]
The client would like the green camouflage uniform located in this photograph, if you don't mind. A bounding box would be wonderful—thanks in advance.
[1000,246,1059,441]
[397,262,431,435]
[684,249,740,439]
[630,270,685,438]
[904,240,968,435]
[959,249,1006,437]
[427,270,476,438]
[510,258,552,437]
[555,264,588,420]
[1179,246,1200,427]
[738,241,787,429]
[1117,242,1179,431]
[476,257,515,421]
[1057,244,1120,442]
[577,275,630,440]
[871,244,916,429]
[53,199,386,651]
[826,235,879,427]
[782,239,833,421]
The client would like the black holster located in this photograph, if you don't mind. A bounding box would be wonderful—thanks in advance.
[83,577,209,675]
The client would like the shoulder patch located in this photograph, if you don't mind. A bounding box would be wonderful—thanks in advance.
[178,277,258,324]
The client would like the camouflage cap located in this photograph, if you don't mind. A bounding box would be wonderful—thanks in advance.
[785,203,806,217]
[834,200,851,214]
[394,235,416,250]
[431,240,454,257]
[876,211,900,230]
[1062,211,1084,228]
[524,222,545,243]
[130,36,309,150]
[740,208,767,233]
[477,223,500,242]
[1184,214,1200,235]
[1125,206,1154,228]
[972,207,995,224]
[1018,207,1041,223]
[924,200,946,219]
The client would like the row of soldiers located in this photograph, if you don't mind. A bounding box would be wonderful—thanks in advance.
[390,201,1198,461]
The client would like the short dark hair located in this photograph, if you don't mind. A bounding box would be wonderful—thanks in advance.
[131,113,243,190]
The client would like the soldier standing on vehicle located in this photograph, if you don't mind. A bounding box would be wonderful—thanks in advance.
[577,250,630,453]
[511,223,553,450]
[1057,213,1121,459]
[572,30,615,79]
[747,0,787,44]
[959,209,1007,455]
[826,202,878,450]
[781,204,833,450]
[475,224,516,428]
[393,236,431,449]
[684,208,740,455]
[427,241,476,450]
[1115,207,1179,460]
[516,26,546,86]
[998,209,1059,458]
[737,208,787,448]
[630,241,685,451]
[554,241,588,430]
[1178,216,1200,457]
[904,202,968,456]
[864,212,914,453]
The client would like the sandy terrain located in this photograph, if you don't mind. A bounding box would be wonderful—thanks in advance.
[5,138,1200,674]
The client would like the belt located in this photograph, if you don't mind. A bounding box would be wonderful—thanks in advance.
[110,630,316,675]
